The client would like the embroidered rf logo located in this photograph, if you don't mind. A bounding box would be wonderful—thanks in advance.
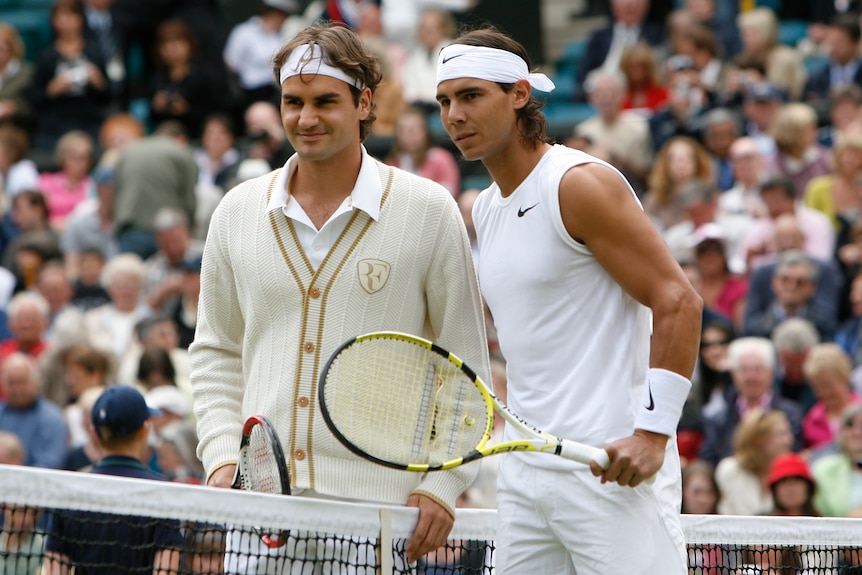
[357,259,390,294]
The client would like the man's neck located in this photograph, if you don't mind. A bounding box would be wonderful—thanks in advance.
[483,142,552,197]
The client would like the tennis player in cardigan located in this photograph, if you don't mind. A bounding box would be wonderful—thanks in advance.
[435,28,702,574]
[189,22,490,568]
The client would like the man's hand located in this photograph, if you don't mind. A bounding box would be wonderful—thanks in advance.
[589,430,668,487]
[207,464,237,489]
[405,493,454,564]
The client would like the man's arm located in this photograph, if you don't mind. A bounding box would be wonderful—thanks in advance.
[559,162,703,486]
[152,548,181,575]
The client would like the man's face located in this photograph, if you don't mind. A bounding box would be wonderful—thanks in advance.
[1,360,38,409]
[611,0,649,27]
[437,77,522,162]
[828,28,859,65]
[760,187,794,220]
[731,351,774,402]
[771,262,816,308]
[588,77,623,120]
[705,121,737,158]
[9,303,46,346]
[281,74,370,164]
[157,226,190,266]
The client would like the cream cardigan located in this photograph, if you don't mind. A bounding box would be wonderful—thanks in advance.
[190,160,489,515]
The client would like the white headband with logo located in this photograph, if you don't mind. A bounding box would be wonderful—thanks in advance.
[435,44,555,93]
[279,43,364,89]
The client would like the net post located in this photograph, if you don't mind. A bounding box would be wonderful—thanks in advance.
[378,507,393,574]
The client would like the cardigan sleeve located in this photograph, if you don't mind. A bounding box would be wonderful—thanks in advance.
[190,189,248,478]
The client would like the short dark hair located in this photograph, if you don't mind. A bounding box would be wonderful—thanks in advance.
[759,177,797,199]
[448,27,552,149]
[831,13,862,43]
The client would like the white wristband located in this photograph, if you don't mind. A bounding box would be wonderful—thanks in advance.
[633,368,691,437]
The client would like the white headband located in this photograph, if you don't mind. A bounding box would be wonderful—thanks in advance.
[279,44,364,89]
[435,44,555,93]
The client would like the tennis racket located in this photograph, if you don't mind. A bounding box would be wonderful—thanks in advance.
[318,331,611,473]
[231,415,291,548]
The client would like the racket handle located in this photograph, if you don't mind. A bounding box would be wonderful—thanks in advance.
[559,439,610,469]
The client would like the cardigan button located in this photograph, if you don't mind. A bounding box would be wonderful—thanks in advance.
[295,449,306,460]
[298,396,309,407]
[309,287,320,298]
[304,342,315,353]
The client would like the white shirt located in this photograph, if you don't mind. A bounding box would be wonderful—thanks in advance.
[265,146,382,269]
[223,17,283,90]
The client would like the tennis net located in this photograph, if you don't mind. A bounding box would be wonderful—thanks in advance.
[2,463,862,574]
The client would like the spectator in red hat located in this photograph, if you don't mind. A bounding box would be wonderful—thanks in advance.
[768,452,818,516]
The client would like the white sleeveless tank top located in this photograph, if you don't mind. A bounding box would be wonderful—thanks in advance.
[474,145,652,470]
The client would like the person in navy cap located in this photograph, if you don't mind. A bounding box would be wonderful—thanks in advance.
[42,386,183,574]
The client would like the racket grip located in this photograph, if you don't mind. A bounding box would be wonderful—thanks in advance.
[559,439,610,469]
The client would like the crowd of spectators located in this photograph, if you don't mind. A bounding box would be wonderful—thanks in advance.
[5,0,862,560]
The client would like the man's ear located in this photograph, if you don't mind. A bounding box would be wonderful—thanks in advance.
[512,79,533,110]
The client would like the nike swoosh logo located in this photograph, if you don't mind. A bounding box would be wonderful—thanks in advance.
[645,383,655,411]
[517,203,539,217]
[442,54,464,64]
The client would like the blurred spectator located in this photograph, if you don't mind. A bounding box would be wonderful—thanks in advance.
[0,24,35,132]
[223,0,298,115]
[745,214,841,334]
[0,430,24,465]
[812,403,862,516]
[682,459,724,572]
[767,452,818,516]
[694,317,735,421]
[194,113,240,192]
[817,84,862,148]
[166,254,200,350]
[721,136,768,218]
[0,496,44,575]
[385,106,460,197]
[29,0,110,152]
[737,178,835,270]
[772,318,820,412]
[379,0,474,52]
[715,408,793,515]
[80,0,126,113]
[35,261,82,344]
[803,14,862,113]
[0,291,51,368]
[148,20,223,139]
[643,135,714,232]
[146,383,190,430]
[802,343,861,450]
[357,5,405,139]
[0,352,68,469]
[68,248,110,312]
[682,459,720,514]
[690,224,748,330]
[804,131,862,233]
[182,524,227,575]
[112,122,197,260]
[572,69,652,193]
[618,41,669,113]
[317,0,379,31]
[38,130,95,231]
[764,103,833,199]
[61,344,112,444]
[120,315,191,403]
[675,24,728,99]
[744,250,837,341]
[83,253,150,361]
[61,385,105,472]
[736,8,807,101]
[648,55,708,152]
[154,419,203,483]
[241,100,292,169]
[0,124,39,201]
[402,8,456,113]
[700,337,804,467]
[1,190,59,281]
[140,208,203,314]
[701,108,739,192]
[683,0,740,60]
[577,0,664,100]
[740,81,783,158]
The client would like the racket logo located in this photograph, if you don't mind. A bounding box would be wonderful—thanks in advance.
[357,259,391,294]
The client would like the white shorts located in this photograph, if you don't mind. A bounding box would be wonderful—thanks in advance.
[495,441,687,575]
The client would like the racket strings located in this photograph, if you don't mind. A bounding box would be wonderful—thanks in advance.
[244,425,282,494]
[323,337,489,467]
